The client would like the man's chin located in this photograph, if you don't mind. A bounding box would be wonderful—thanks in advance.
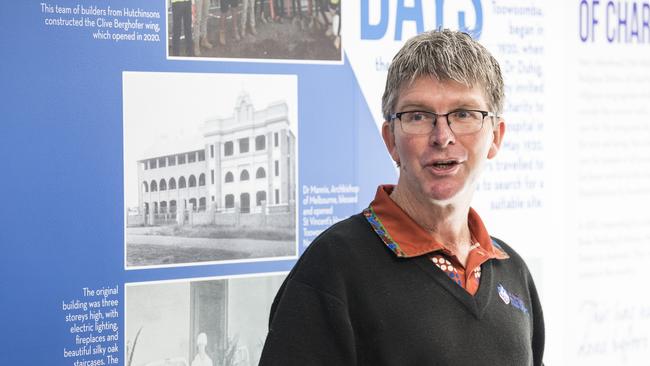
[426,195,458,206]
[423,185,468,206]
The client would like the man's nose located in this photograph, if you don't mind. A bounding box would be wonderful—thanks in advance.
[429,116,455,147]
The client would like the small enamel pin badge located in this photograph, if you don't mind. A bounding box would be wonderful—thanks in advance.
[497,284,510,304]
[497,283,529,314]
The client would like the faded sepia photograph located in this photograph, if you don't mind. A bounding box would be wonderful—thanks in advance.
[123,72,298,268]
[166,0,342,62]
[125,274,285,366]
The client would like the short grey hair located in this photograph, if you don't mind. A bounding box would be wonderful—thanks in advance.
[381,29,504,121]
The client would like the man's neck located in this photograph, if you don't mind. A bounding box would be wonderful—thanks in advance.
[389,186,474,266]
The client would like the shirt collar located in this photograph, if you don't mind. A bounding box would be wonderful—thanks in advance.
[364,185,509,260]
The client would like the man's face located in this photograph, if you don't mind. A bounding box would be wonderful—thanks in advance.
[382,76,505,205]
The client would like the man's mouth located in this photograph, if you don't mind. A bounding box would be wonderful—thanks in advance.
[431,160,459,169]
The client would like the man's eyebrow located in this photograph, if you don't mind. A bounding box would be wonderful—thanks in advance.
[397,100,486,111]
[398,102,432,111]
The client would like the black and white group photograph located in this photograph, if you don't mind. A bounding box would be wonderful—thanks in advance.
[167,0,342,61]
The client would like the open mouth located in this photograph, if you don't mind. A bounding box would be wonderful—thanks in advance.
[431,160,459,169]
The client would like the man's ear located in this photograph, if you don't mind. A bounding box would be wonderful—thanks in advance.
[487,118,506,159]
[382,121,400,164]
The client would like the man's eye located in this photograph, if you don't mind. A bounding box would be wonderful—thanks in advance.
[410,112,428,121]
[452,110,471,119]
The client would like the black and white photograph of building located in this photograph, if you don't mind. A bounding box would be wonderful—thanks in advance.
[123,72,298,268]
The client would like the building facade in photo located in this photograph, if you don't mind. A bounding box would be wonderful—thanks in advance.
[134,92,296,226]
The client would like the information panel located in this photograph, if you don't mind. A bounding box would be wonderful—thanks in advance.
[1,1,649,365]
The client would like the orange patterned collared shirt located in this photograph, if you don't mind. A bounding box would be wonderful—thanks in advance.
[363,185,509,295]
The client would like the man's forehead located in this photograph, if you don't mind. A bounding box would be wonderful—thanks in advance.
[399,74,478,91]
[396,76,488,107]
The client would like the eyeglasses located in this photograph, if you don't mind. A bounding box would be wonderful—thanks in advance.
[389,110,497,135]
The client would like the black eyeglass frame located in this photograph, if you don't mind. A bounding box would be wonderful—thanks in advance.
[389,109,498,135]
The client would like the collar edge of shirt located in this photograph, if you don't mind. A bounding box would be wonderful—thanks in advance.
[363,206,409,258]
[365,185,510,260]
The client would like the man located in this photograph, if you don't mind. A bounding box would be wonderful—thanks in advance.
[240,0,257,36]
[193,0,213,56]
[218,0,240,46]
[171,0,193,56]
[259,29,545,365]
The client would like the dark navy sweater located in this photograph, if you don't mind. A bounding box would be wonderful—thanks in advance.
[260,213,545,365]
